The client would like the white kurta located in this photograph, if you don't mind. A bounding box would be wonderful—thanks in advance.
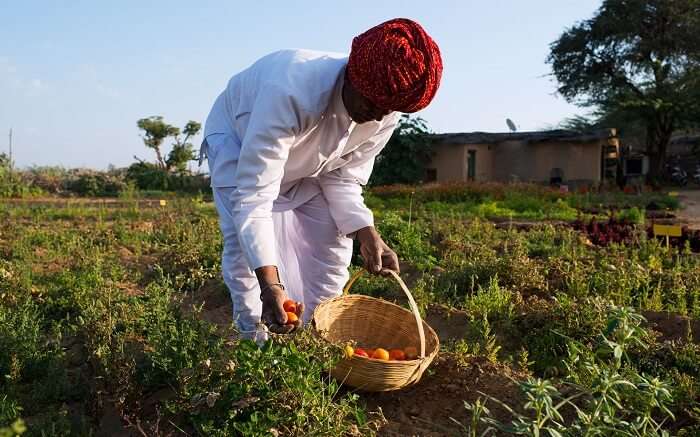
[202,49,398,337]
[203,49,399,270]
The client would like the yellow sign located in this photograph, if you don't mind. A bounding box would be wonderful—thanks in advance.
[159,199,167,207]
[653,224,682,237]
[668,192,679,197]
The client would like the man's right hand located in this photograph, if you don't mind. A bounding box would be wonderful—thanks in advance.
[261,285,304,334]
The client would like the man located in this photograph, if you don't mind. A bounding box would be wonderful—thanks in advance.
[201,18,442,340]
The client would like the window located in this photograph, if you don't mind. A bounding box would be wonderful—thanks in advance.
[626,158,643,175]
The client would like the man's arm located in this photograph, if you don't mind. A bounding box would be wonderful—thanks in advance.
[232,84,307,330]
[319,117,400,274]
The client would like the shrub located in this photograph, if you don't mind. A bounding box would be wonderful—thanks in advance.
[126,162,209,193]
[64,171,126,197]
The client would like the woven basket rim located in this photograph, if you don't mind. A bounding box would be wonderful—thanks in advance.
[312,294,440,360]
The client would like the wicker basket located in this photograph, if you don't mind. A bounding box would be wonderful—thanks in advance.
[312,270,439,392]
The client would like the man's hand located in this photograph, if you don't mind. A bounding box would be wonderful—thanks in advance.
[356,226,400,275]
[255,266,304,334]
[260,285,304,334]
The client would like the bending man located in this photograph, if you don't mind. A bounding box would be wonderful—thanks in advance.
[201,18,442,339]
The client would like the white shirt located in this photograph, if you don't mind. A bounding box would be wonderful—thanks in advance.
[203,49,399,269]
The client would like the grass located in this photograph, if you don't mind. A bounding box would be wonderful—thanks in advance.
[0,183,698,435]
[367,182,680,223]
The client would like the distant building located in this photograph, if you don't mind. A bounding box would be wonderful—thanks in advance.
[423,129,620,186]
[668,134,700,158]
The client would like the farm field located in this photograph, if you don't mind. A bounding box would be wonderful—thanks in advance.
[1,184,699,436]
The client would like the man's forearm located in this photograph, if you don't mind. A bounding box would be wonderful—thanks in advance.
[255,265,282,293]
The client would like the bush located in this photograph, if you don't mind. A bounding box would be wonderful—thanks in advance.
[64,171,126,197]
[0,154,42,198]
[126,162,209,193]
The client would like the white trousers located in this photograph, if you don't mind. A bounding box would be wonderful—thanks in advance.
[212,182,353,338]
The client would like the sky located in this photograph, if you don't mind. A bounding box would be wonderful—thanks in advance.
[0,1,602,169]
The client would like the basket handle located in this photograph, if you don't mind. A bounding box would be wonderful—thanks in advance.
[343,269,426,359]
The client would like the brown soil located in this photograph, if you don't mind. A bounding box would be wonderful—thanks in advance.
[363,355,525,436]
[425,305,473,344]
[181,279,234,336]
[676,190,700,230]
[643,310,700,343]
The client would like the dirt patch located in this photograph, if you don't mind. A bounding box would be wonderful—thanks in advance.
[643,310,700,343]
[676,190,700,230]
[425,305,472,344]
[361,355,525,436]
[181,279,234,334]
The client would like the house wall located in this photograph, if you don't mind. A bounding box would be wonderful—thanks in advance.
[429,140,605,183]
[466,144,493,182]
[429,144,466,182]
[428,143,494,182]
[530,141,602,182]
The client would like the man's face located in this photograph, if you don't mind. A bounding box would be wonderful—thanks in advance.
[342,75,391,124]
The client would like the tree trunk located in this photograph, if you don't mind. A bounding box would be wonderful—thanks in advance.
[645,122,673,186]
[154,147,165,169]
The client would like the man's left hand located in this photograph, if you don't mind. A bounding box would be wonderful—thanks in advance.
[356,226,400,275]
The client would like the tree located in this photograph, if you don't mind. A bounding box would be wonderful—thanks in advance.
[166,120,201,173]
[136,117,201,172]
[369,115,433,186]
[547,0,700,183]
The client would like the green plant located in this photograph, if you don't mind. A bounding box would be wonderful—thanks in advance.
[171,332,378,436]
[465,306,678,436]
[369,114,433,186]
[0,419,26,437]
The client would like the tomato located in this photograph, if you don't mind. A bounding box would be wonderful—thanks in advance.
[389,349,406,361]
[353,348,369,358]
[372,348,390,360]
[285,311,299,324]
[283,299,297,313]
[404,346,418,360]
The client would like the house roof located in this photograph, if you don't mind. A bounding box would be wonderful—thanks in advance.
[427,128,617,146]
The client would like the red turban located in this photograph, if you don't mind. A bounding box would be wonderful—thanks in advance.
[347,18,443,113]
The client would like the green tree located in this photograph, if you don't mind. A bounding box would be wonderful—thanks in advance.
[166,120,201,173]
[547,0,700,183]
[369,115,433,186]
[136,117,201,172]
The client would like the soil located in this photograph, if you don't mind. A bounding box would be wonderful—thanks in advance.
[676,189,700,230]
[363,356,525,437]
[643,310,700,343]
[180,279,235,337]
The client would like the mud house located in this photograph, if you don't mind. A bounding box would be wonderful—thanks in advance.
[423,129,619,186]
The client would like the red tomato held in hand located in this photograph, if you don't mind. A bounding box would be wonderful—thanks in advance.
[285,311,299,325]
[283,299,297,313]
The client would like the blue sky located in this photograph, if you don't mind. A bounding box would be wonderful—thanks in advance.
[0,1,602,169]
